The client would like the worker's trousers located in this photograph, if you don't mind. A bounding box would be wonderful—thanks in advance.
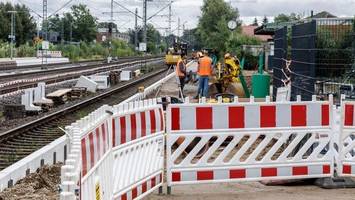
[179,76,185,98]
[198,76,209,97]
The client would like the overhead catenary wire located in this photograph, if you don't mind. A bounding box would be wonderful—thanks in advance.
[16,0,42,18]
[48,0,76,18]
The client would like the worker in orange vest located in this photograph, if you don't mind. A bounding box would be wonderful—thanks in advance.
[197,51,213,98]
[176,55,187,97]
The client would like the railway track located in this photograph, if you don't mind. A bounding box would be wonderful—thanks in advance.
[0,56,160,72]
[0,66,167,170]
[0,56,163,95]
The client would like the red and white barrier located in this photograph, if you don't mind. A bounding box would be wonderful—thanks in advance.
[80,120,109,177]
[111,99,165,200]
[60,99,164,200]
[166,96,334,189]
[171,164,330,183]
[111,100,164,147]
[170,99,330,130]
[338,101,355,177]
[60,105,112,200]
[114,173,163,200]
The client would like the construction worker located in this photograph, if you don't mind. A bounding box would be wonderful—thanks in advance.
[197,50,213,98]
[176,55,187,97]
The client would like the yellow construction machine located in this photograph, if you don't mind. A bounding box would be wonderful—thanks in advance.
[165,41,188,67]
[213,53,250,98]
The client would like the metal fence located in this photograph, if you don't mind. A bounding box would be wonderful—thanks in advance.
[273,18,355,101]
[272,27,288,100]
[290,20,317,100]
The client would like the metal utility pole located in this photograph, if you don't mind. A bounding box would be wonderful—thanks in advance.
[70,22,73,43]
[168,0,172,36]
[135,8,139,50]
[8,11,17,60]
[108,0,114,60]
[177,17,180,38]
[143,0,147,46]
[111,0,114,24]
[43,0,48,40]
[42,0,48,66]
[61,14,64,44]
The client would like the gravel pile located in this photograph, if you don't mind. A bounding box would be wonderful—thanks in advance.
[0,164,62,200]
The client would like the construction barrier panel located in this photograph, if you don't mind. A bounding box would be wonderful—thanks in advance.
[110,99,165,200]
[338,101,355,177]
[60,99,164,200]
[80,108,112,200]
[166,96,334,188]
[60,105,112,200]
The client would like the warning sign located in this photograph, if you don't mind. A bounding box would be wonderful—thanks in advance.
[95,182,101,200]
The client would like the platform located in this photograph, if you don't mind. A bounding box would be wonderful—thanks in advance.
[0,57,69,67]
[153,61,258,102]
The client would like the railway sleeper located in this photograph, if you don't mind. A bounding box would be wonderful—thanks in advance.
[0,150,34,156]
[30,128,62,134]
[27,130,62,136]
[0,147,35,153]
[21,133,63,139]
[15,136,58,143]
[4,141,47,147]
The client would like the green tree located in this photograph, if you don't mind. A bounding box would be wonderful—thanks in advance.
[0,3,36,45]
[197,0,239,53]
[181,28,203,51]
[48,14,62,33]
[147,24,162,53]
[71,4,98,42]
[128,24,164,54]
[128,26,143,46]
[62,13,74,42]
[274,13,301,23]
[98,22,118,30]
[252,17,258,26]
[262,16,268,24]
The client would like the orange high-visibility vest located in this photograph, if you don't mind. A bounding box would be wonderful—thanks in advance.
[176,59,185,77]
[198,56,212,76]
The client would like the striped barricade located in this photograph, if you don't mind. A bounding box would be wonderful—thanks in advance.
[166,96,333,191]
[79,105,113,200]
[338,101,355,177]
[111,99,165,200]
[60,105,113,200]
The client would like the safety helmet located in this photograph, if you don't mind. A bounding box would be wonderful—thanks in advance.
[197,52,203,58]
[224,53,231,59]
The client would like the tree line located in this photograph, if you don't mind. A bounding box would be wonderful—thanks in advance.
[0,2,36,46]
[0,3,167,58]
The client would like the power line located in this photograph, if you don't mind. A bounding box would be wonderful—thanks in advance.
[48,0,76,18]
[16,0,42,18]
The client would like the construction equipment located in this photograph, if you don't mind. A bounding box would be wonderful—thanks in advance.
[213,54,250,98]
[165,41,188,66]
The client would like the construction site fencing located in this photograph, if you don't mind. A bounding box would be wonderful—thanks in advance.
[60,99,164,200]
[111,99,164,200]
[60,105,112,199]
[272,26,288,100]
[166,96,334,190]
[59,94,355,199]
[338,100,355,177]
[273,18,355,101]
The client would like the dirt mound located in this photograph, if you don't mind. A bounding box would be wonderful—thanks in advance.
[0,164,62,200]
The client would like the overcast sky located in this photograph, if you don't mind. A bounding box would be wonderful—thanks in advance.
[7,0,355,34]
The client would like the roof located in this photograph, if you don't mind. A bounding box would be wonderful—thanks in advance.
[254,11,339,36]
[241,26,272,41]
[312,11,337,19]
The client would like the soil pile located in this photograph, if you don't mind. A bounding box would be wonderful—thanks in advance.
[0,164,62,200]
